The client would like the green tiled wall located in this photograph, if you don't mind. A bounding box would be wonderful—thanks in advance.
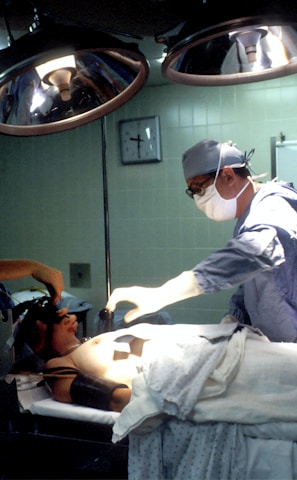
[1,74,297,330]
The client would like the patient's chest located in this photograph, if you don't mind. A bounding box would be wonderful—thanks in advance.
[69,335,143,387]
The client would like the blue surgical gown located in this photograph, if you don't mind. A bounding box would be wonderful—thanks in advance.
[192,182,297,342]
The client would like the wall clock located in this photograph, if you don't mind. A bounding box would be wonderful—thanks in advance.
[119,115,161,164]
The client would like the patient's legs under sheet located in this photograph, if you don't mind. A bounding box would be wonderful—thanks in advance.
[191,334,297,425]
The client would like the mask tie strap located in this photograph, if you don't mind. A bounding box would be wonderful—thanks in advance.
[235,180,250,199]
[214,143,225,184]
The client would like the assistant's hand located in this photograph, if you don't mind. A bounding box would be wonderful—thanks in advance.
[32,262,64,304]
[0,259,64,305]
[106,271,202,323]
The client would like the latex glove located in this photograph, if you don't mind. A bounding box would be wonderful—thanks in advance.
[106,271,202,323]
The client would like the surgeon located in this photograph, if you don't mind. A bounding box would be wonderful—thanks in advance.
[106,139,297,343]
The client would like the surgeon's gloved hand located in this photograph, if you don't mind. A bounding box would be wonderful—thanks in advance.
[106,271,202,323]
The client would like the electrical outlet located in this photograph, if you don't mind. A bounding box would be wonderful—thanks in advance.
[70,263,91,288]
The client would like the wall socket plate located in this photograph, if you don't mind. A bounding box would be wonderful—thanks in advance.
[70,263,91,288]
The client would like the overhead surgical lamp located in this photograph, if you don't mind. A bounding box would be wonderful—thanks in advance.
[158,12,297,86]
[0,19,149,135]
[35,54,77,102]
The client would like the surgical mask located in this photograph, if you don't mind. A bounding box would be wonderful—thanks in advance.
[194,180,250,221]
[193,141,254,221]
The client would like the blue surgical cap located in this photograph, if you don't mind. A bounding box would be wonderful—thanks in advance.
[182,139,246,181]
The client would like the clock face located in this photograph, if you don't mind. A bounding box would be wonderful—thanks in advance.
[119,116,161,164]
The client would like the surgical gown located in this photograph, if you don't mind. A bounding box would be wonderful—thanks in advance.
[192,182,297,342]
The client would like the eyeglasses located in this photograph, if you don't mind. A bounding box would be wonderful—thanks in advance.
[185,174,215,199]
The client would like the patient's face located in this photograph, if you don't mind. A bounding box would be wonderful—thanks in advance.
[50,314,79,355]
[52,314,78,336]
[27,313,78,357]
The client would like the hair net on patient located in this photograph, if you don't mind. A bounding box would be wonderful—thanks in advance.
[182,139,247,180]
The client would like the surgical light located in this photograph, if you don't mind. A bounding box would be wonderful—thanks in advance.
[158,11,297,86]
[229,28,268,65]
[0,19,149,135]
[35,54,76,102]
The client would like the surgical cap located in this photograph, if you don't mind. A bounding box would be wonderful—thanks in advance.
[182,139,246,181]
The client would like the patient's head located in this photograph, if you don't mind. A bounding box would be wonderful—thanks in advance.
[13,297,79,372]
[50,314,79,356]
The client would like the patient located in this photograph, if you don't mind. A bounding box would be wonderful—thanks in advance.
[12,298,171,412]
[44,320,145,412]
[15,301,285,418]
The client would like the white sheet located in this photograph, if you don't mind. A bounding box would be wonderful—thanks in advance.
[112,326,297,442]
[30,397,119,424]
[122,324,297,480]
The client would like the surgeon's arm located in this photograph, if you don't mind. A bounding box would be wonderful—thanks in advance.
[106,270,202,323]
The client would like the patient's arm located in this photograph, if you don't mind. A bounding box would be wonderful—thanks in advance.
[45,338,135,411]
[110,386,132,412]
[47,372,131,412]
[48,375,74,404]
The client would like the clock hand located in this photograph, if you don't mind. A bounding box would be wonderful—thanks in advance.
[130,134,144,158]
[129,136,144,142]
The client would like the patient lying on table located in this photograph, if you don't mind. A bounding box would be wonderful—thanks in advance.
[11,297,171,412]
[45,330,148,412]
[14,296,296,421]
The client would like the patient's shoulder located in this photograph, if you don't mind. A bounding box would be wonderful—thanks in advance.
[45,356,76,370]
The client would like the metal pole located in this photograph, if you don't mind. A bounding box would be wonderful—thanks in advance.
[101,116,111,302]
